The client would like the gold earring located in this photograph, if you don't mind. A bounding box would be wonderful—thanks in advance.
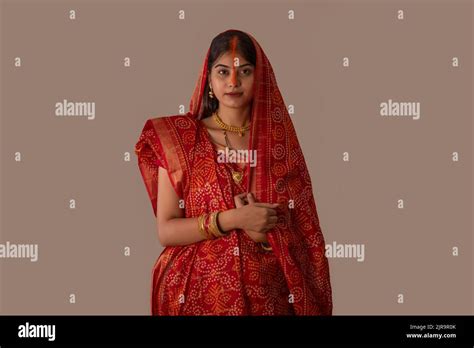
[208,86,214,99]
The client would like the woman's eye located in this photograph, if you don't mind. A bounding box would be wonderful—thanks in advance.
[217,68,252,77]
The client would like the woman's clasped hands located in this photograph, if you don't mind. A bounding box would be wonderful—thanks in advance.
[233,192,280,243]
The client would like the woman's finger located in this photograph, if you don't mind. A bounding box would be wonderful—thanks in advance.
[267,209,278,216]
[265,225,276,232]
[254,202,279,209]
[234,193,249,206]
[247,192,256,204]
[235,192,247,198]
[234,195,245,208]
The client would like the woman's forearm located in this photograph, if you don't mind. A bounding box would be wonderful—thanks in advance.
[159,208,241,247]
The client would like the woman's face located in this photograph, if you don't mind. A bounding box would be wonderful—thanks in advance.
[208,51,255,110]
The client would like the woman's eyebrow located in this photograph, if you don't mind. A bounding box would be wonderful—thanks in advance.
[214,63,253,69]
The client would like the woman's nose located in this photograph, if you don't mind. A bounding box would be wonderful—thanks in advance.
[229,68,240,87]
[230,68,237,85]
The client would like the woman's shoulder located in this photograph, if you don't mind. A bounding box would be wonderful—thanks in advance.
[147,113,198,130]
[137,113,198,153]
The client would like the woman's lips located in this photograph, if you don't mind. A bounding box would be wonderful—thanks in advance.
[225,92,243,97]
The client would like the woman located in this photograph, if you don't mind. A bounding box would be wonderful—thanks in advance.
[135,29,333,315]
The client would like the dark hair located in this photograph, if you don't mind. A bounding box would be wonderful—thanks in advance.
[201,30,257,119]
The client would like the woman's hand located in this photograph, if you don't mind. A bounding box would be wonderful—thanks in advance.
[233,192,279,243]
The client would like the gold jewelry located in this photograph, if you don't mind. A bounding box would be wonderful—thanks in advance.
[231,170,243,185]
[204,213,213,238]
[198,212,227,240]
[261,242,273,251]
[209,86,214,99]
[198,213,206,239]
[213,112,250,137]
[208,211,227,238]
[209,138,227,149]
[198,213,212,240]
[202,123,245,185]
[222,130,245,185]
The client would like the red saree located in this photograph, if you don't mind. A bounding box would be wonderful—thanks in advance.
[135,30,333,315]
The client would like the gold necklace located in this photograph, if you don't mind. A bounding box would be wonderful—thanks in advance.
[205,115,247,185]
[212,112,250,137]
[222,131,246,185]
[204,128,245,185]
[231,167,244,185]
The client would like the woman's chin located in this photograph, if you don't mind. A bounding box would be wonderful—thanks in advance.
[220,100,251,109]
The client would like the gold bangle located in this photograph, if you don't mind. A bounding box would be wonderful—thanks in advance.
[207,212,216,238]
[198,213,212,240]
[199,211,228,240]
[198,214,206,239]
[205,213,215,239]
[208,211,220,238]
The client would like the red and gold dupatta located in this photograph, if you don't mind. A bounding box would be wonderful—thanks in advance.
[135,29,332,315]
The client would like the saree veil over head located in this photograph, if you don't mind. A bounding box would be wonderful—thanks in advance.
[135,29,332,315]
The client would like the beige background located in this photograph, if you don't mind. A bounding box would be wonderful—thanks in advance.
[0,0,472,314]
